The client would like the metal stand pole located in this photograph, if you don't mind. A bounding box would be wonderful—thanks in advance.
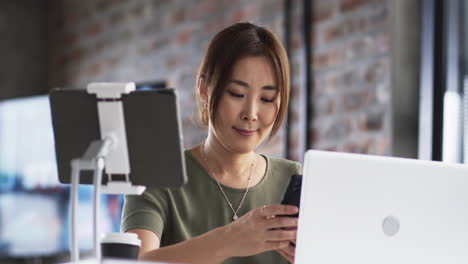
[69,139,112,263]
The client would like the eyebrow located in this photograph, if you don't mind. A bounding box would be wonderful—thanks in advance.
[229,79,277,91]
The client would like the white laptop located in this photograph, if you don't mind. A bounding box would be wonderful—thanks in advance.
[295,150,468,264]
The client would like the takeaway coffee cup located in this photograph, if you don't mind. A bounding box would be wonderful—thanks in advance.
[101,232,141,260]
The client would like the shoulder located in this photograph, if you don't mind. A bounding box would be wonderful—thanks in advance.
[265,155,302,176]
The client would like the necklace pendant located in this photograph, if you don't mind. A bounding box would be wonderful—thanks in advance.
[233,215,239,220]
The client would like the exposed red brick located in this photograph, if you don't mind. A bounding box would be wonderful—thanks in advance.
[257,0,282,19]
[231,9,245,23]
[63,33,77,47]
[313,53,328,68]
[67,49,81,66]
[365,63,379,82]
[323,16,369,43]
[85,23,101,37]
[373,136,389,155]
[80,5,94,21]
[245,3,259,18]
[340,0,374,12]
[132,4,144,18]
[323,23,345,43]
[172,8,186,24]
[65,14,80,27]
[96,0,118,12]
[320,145,338,152]
[367,5,388,27]
[191,0,223,20]
[341,141,368,153]
[358,109,385,131]
[106,56,120,68]
[375,32,390,54]
[313,5,334,23]
[345,36,380,62]
[59,48,81,68]
[313,49,346,70]
[139,41,154,56]
[205,19,226,35]
[95,38,111,53]
[116,30,132,43]
[323,119,354,142]
[166,55,187,69]
[177,30,191,45]
[110,10,124,25]
[86,63,102,77]
[316,98,336,116]
[141,37,170,56]
[343,90,373,111]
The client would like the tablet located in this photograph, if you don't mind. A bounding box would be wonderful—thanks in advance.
[49,88,187,189]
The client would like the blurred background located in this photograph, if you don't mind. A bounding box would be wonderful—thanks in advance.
[1,0,467,263]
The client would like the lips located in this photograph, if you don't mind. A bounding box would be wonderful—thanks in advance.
[233,127,257,136]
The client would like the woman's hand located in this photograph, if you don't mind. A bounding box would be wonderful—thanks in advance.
[275,223,297,263]
[275,239,296,263]
[219,204,299,258]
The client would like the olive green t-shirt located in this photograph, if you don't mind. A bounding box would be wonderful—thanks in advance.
[121,150,302,264]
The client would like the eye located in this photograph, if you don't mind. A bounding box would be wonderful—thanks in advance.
[261,98,275,103]
[228,91,244,98]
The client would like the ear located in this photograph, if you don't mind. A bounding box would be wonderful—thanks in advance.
[197,77,208,104]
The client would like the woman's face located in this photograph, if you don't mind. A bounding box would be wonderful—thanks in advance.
[210,56,280,154]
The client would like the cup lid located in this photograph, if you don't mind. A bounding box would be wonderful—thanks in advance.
[101,232,141,247]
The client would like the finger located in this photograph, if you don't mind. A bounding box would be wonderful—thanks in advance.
[264,216,298,230]
[265,240,290,251]
[280,247,295,262]
[283,244,296,257]
[259,204,298,217]
[264,229,297,241]
[276,249,294,263]
[276,249,288,259]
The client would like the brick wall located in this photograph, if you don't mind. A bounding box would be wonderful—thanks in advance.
[48,0,286,157]
[48,0,392,159]
[309,0,391,156]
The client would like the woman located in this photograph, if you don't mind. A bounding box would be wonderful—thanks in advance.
[121,22,301,264]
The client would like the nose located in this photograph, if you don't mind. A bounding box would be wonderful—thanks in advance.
[241,99,258,122]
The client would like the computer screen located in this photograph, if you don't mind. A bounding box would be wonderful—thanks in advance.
[0,95,123,257]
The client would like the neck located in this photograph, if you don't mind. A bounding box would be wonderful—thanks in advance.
[202,133,256,182]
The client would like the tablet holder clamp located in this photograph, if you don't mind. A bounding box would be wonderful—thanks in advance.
[69,82,145,262]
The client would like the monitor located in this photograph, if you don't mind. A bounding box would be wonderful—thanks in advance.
[0,95,123,258]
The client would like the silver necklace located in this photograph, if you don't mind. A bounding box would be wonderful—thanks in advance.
[201,141,254,221]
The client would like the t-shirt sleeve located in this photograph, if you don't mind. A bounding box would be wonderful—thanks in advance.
[120,188,169,240]
[293,161,302,175]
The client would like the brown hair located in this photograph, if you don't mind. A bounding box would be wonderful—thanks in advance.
[196,22,290,139]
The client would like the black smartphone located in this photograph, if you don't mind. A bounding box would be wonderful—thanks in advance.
[280,174,302,217]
